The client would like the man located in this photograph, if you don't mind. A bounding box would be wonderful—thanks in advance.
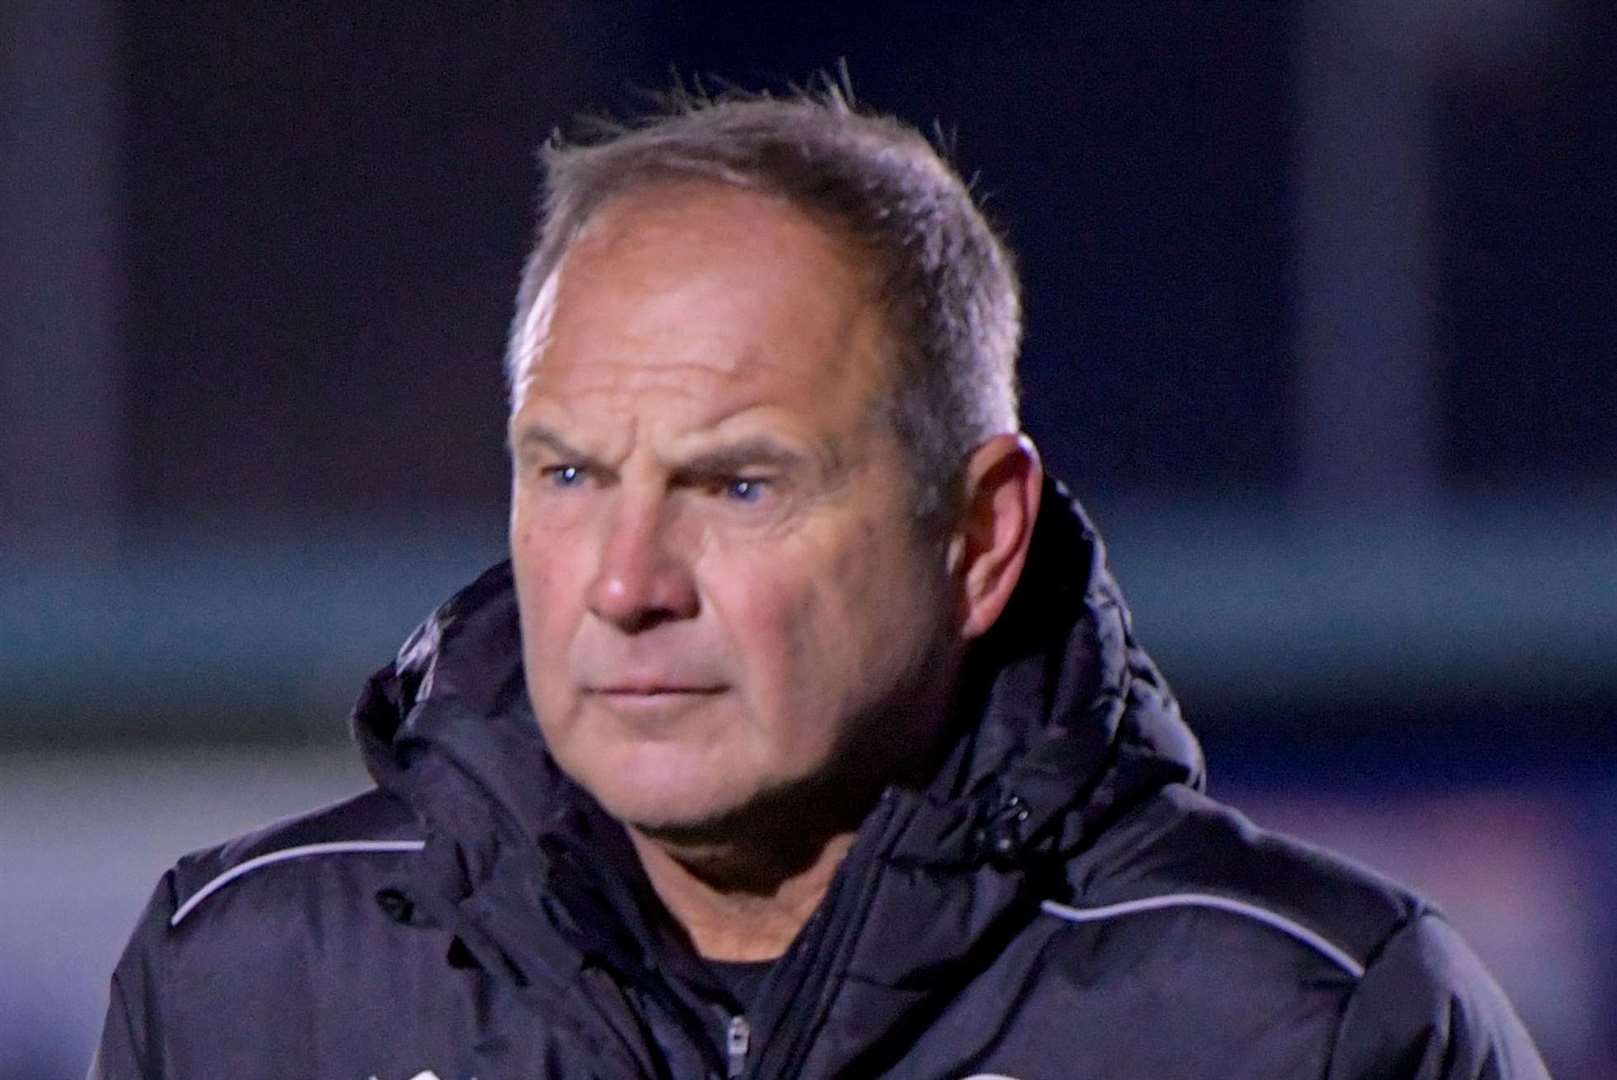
[94,90,1546,1078]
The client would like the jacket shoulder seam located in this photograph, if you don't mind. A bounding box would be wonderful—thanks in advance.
[169,839,426,928]
[1040,892,1366,978]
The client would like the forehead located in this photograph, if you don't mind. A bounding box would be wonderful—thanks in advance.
[512,182,896,415]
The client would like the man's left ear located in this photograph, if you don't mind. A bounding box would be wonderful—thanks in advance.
[947,433,1043,641]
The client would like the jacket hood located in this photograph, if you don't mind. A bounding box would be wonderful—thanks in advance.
[350,476,1203,873]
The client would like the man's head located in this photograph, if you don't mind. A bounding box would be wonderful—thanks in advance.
[508,87,1023,525]
[505,90,1042,854]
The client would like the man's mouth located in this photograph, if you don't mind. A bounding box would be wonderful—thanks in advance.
[584,685,725,724]
[587,684,726,699]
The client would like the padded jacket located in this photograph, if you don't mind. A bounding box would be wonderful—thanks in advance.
[92,483,1548,1079]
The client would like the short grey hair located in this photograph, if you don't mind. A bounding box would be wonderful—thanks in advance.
[506,83,1023,524]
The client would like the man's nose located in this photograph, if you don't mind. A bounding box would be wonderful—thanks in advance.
[586,496,699,632]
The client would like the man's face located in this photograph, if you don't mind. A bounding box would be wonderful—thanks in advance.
[507,182,958,837]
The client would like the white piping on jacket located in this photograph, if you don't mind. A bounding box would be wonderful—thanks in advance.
[169,840,427,927]
[1040,893,1366,978]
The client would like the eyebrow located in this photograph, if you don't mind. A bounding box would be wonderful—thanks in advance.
[673,436,814,479]
[509,421,832,478]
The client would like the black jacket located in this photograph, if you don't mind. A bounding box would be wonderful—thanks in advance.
[93,485,1548,1079]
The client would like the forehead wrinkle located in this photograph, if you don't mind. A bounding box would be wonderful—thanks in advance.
[533,326,858,404]
[570,186,886,345]
[662,410,849,482]
[521,374,852,490]
[550,186,890,363]
[518,182,905,478]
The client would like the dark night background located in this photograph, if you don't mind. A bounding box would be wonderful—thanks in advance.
[2,4,1612,1076]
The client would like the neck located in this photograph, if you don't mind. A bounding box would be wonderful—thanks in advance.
[628,825,857,962]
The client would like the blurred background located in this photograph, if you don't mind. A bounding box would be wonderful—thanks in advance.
[3,3,1613,1076]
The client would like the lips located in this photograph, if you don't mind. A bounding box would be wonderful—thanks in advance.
[588,684,724,696]
[574,650,726,699]
[583,684,725,721]
[579,665,726,697]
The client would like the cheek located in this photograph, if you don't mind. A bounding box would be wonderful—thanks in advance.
[824,521,947,664]
[696,547,821,718]
[511,524,585,676]
[513,557,591,751]
[716,528,906,710]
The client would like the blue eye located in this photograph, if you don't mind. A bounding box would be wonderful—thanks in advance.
[727,479,763,503]
[545,465,586,488]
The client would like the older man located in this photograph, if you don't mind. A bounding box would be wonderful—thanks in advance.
[94,91,1545,1079]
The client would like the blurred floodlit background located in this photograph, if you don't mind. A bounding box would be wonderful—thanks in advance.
[3,5,1614,1077]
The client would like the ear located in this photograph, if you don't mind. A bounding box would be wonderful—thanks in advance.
[947,434,1043,641]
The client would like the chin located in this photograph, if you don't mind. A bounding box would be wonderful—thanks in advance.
[602,783,758,846]
[571,744,762,838]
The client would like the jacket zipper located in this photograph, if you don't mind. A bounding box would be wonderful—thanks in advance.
[726,1014,751,1078]
[746,794,903,1078]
